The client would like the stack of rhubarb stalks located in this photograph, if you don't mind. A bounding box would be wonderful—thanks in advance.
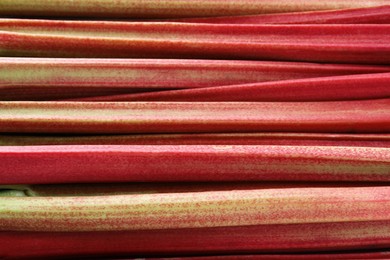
[1,1,390,259]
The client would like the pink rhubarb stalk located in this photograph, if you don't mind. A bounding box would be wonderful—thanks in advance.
[1,22,389,63]
[0,145,389,183]
[172,5,390,24]
[72,73,390,102]
[1,221,390,259]
[0,0,388,19]
[0,100,389,134]
[1,133,389,147]
[1,186,390,231]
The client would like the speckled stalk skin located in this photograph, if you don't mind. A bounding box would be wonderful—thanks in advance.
[1,23,389,64]
[0,145,389,183]
[1,221,390,259]
[172,5,390,24]
[74,73,390,102]
[4,58,388,101]
[0,0,388,18]
[1,133,389,147]
[1,100,390,134]
[1,187,390,232]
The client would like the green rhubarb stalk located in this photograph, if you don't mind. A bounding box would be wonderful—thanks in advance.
[0,100,389,134]
[1,186,389,232]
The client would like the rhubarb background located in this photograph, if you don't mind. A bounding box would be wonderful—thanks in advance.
[1,1,390,259]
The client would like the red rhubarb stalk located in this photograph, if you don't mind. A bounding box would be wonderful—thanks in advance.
[0,145,389,183]
[172,5,390,24]
[1,133,389,147]
[0,100,389,134]
[0,0,388,18]
[1,221,390,259]
[1,23,389,63]
[72,73,390,102]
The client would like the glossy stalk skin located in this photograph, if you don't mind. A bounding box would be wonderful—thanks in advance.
[1,133,389,147]
[173,5,390,24]
[1,187,390,232]
[1,100,390,134]
[75,73,390,102]
[5,58,388,101]
[1,145,389,184]
[0,0,388,19]
[1,23,389,64]
[0,221,390,259]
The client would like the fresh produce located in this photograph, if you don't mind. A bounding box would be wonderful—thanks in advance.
[1,99,389,134]
[1,186,389,231]
[1,221,389,259]
[1,22,389,63]
[1,184,390,257]
[5,58,388,101]
[71,72,390,102]
[1,145,389,183]
[1,1,389,259]
[1,0,388,18]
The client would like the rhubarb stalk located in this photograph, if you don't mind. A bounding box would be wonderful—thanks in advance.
[5,58,389,101]
[0,0,388,18]
[1,186,390,231]
[1,221,390,259]
[4,57,388,88]
[1,22,389,64]
[71,73,390,102]
[0,145,389,183]
[0,100,389,134]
